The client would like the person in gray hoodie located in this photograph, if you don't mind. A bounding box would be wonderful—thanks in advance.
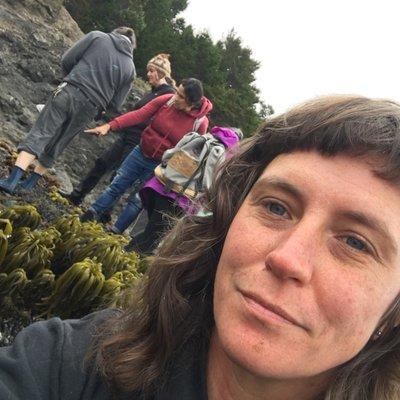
[0,27,136,194]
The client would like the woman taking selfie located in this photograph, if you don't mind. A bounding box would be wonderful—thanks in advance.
[1,95,400,400]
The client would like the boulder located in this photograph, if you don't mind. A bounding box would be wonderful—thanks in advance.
[0,1,148,343]
[0,0,146,212]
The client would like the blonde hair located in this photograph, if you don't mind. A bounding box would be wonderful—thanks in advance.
[147,53,172,77]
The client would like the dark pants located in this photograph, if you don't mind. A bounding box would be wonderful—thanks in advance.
[91,146,157,215]
[18,84,99,168]
[127,191,183,256]
[71,135,136,200]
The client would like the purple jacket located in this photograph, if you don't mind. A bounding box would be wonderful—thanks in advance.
[140,126,241,212]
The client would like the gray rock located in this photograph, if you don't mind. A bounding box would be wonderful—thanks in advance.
[48,166,73,193]
[0,0,147,225]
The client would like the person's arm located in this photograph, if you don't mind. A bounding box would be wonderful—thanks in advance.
[109,94,173,131]
[0,310,116,400]
[108,67,137,113]
[108,80,133,114]
[85,94,173,136]
[61,31,100,74]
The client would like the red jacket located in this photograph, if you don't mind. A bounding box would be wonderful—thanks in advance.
[109,94,213,160]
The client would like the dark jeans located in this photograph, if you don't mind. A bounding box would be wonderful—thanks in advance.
[91,146,157,216]
[18,84,99,168]
[113,192,142,233]
[71,135,136,199]
[127,191,183,256]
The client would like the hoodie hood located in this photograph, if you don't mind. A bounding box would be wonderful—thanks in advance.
[187,96,213,118]
[211,126,241,148]
[108,33,133,58]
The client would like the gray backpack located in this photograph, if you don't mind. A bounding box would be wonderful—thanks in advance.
[154,131,226,200]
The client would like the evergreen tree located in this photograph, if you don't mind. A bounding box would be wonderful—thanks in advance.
[210,31,267,135]
[64,0,147,34]
[64,1,274,135]
[134,0,188,77]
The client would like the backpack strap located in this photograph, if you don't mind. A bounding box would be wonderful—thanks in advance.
[194,139,225,193]
[176,136,211,198]
[193,116,205,132]
[161,132,201,166]
[166,96,205,132]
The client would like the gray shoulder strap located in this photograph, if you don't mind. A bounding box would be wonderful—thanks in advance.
[193,116,205,132]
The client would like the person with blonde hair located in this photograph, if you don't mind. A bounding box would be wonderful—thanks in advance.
[1,95,400,400]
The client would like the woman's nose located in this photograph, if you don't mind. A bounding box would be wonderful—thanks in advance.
[264,223,318,284]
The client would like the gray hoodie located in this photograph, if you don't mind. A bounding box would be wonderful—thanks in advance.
[62,31,136,112]
[0,310,207,400]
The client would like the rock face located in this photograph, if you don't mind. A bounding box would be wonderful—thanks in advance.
[0,0,144,197]
[0,0,81,145]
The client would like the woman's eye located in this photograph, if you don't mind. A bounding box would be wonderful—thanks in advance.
[267,202,288,217]
[345,236,367,252]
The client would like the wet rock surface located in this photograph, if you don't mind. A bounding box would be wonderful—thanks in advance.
[0,0,147,227]
[0,141,74,346]
[0,141,77,225]
[0,141,146,345]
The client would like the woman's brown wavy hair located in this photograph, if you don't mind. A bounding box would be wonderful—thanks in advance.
[95,95,400,399]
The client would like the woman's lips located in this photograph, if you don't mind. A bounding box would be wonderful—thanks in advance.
[241,290,307,330]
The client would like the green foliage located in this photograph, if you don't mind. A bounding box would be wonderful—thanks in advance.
[133,0,188,76]
[64,0,274,136]
[0,209,143,322]
[207,31,267,135]
[64,0,147,33]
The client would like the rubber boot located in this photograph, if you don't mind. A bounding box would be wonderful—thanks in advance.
[99,212,112,224]
[0,166,25,194]
[19,172,43,190]
[80,207,100,223]
[64,190,84,206]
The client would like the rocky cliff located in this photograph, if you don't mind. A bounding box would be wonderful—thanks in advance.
[0,0,144,199]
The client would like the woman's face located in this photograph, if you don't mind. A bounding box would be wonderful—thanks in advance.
[146,67,160,87]
[213,150,400,383]
[173,85,192,112]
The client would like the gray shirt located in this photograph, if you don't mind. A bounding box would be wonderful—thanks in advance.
[0,310,208,400]
[62,31,136,112]
[0,311,113,400]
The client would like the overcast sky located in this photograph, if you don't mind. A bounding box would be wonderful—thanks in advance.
[179,0,400,114]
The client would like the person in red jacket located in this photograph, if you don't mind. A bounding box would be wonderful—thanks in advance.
[81,78,212,222]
